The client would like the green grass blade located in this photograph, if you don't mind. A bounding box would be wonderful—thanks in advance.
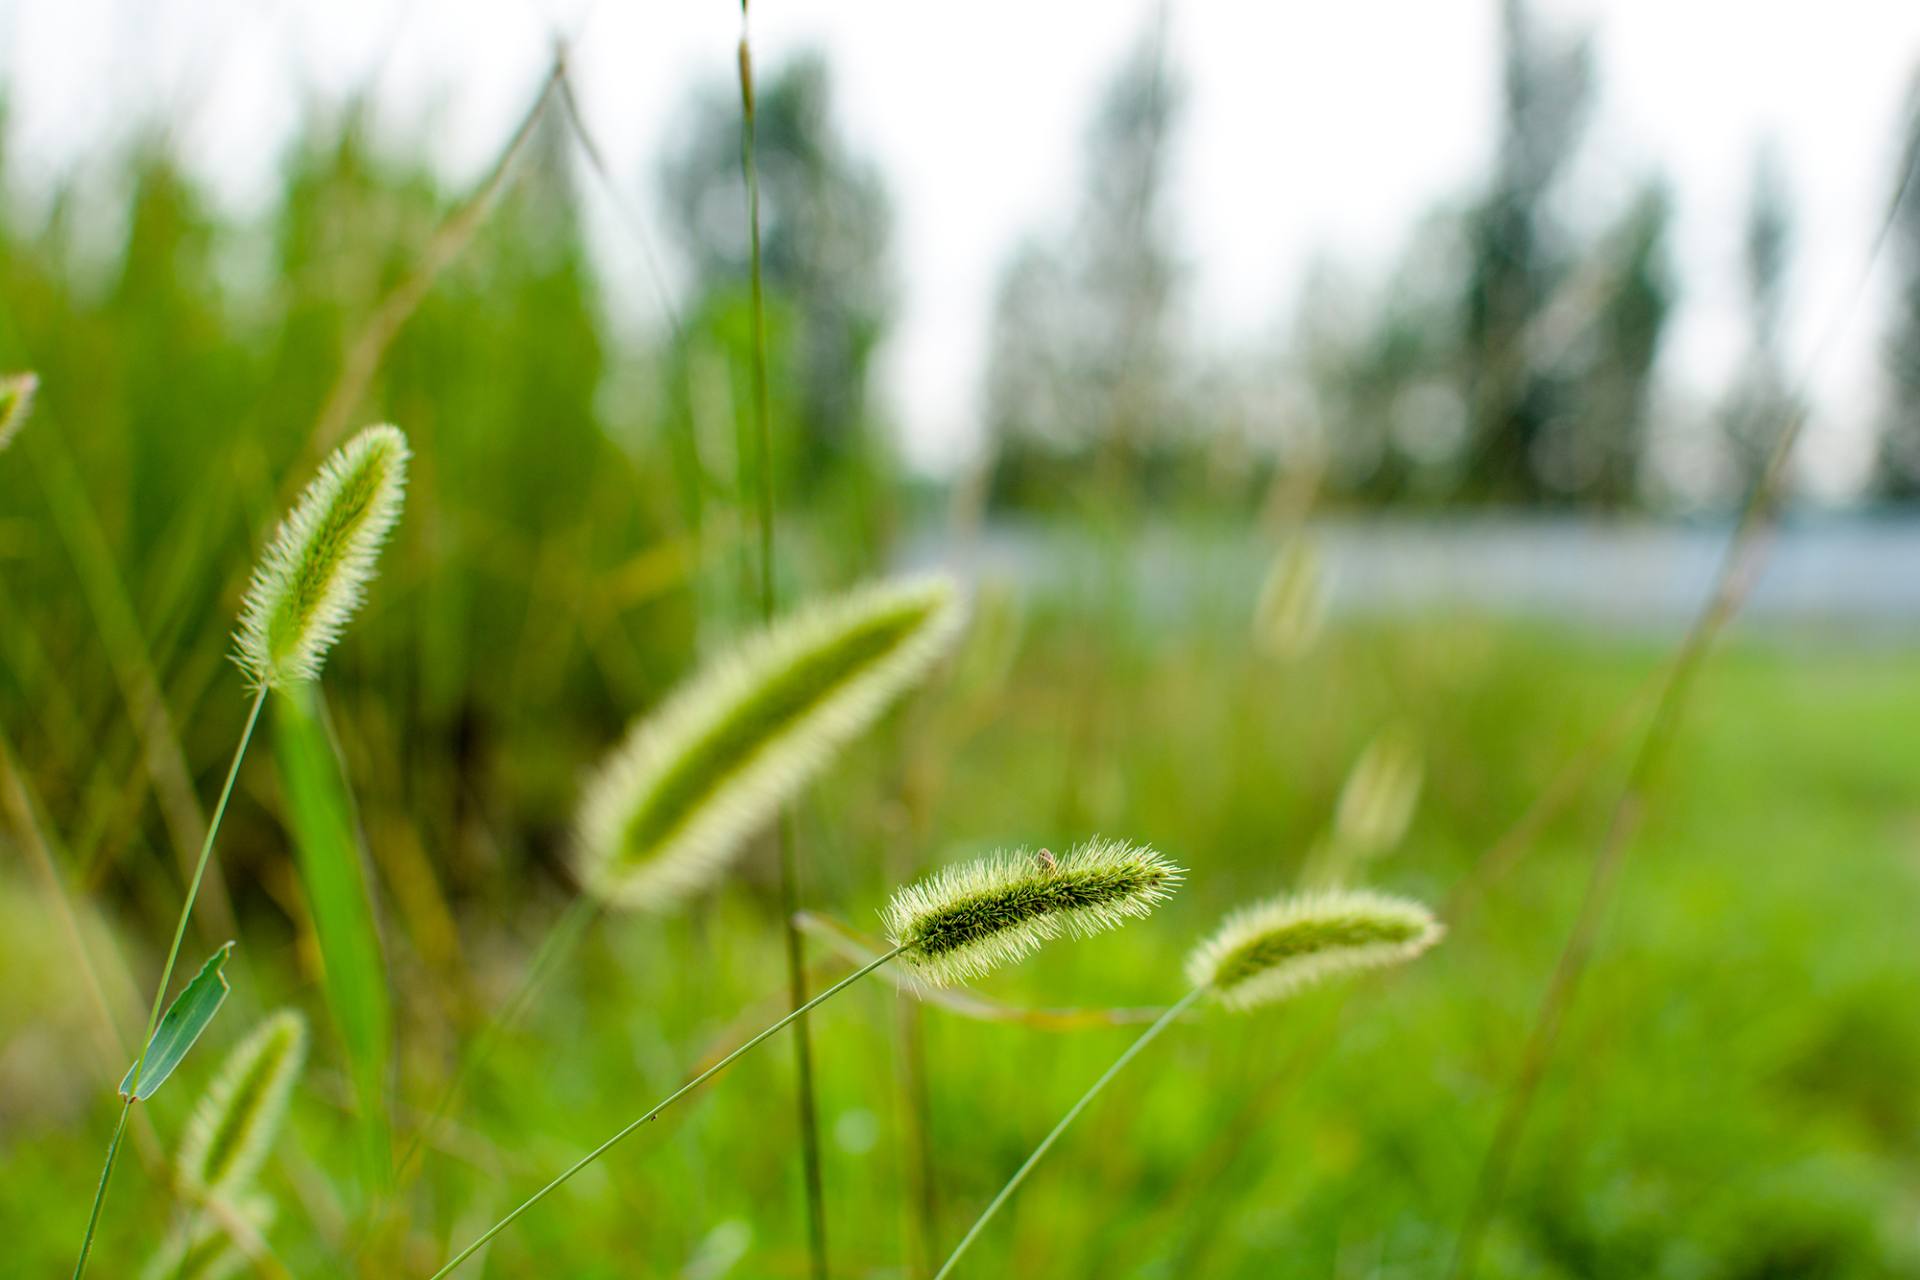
[271,683,391,1186]
[119,941,234,1101]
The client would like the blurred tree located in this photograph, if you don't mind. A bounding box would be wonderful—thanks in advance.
[1875,81,1920,499]
[1563,179,1674,507]
[1291,216,1471,504]
[985,8,1189,510]
[1458,0,1593,503]
[1720,144,1800,498]
[657,50,895,540]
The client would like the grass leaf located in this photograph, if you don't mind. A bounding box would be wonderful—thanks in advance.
[272,683,391,1184]
[120,941,234,1101]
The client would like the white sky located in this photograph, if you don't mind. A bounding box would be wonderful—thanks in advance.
[4,0,1920,489]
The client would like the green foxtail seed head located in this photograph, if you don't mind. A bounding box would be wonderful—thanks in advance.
[1333,726,1424,861]
[1186,888,1442,1011]
[883,839,1183,986]
[0,371,37,451]
[140,1196,274,1280]
[177,1010,307,1202]
[235,424,409,688]
[576,575,967,911]
[1253,539,1326,661]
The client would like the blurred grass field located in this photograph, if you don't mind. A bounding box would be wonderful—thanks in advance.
[7,594,1920,1277]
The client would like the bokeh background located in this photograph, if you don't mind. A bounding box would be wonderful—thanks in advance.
[6,1,1920,1276]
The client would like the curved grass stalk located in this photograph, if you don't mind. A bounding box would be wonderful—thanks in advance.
[932,988,1204,1280]
[425,947,903,1280]
[389,896,601,1187]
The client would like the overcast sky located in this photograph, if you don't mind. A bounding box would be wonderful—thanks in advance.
[5,0,1920,492]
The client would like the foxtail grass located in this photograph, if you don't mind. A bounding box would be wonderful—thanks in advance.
[427,841,1177,1279]
[574,575,966,911]
[0,370,37,451]
[72,427,406,1279]
[1187,887,1443,1011]
[1332,728,1423,861]
[236,424,409,690]
[933,886,1441,1278]
[397,576,961,1221]
[1253,539,1327,661]
[177,1011,307,1203]
[884,839,1183,986]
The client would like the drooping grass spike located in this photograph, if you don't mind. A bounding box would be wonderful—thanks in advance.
[428,837,1174,1279]
[574,574,967,911]
[1186,887,1444,1011]
[884,839,1184,985]
[235,424,410,689]
[177,1011,307,1203]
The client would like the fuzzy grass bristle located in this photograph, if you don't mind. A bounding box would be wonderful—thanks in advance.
[576,574,967,911]
[1186,888,1442,1011]
[235,424,409,689]
[884,839,1183,986]
[0,371,37,451]
[177,1010,307,1202]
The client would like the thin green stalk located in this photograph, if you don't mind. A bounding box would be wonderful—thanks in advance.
[389,895,601,1188]
[932,987,1204,1280]
[71,685,267,1279]
[72,1100,133,1279]
[426,946,904,1280]
[736,14,830,1279]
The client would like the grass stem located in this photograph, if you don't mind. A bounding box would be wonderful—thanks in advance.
[70,684,267,1278]
[736,15,831,1278]
[932,987,1204,1280]
[426,946,903,1280]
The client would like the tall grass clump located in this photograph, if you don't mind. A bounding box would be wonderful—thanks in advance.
[933,886,1443,1278]
[426,839,1181,1279]
[70,425,407,1278]
[575,574,967,910]
[0,371,37,451]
